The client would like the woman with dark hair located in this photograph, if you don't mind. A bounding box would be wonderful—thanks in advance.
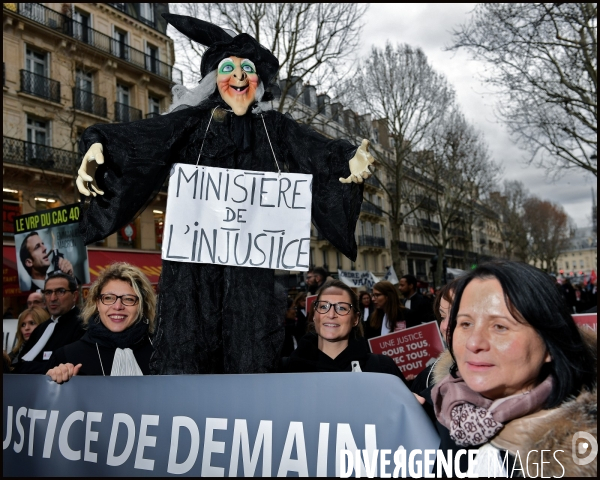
[46,263,156,383]
[421,261,596,476]
[358,291,372,328]
[279,280,405,382]
[365,281,416,339]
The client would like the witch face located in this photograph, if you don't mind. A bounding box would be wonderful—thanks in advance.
[217,56,259,116]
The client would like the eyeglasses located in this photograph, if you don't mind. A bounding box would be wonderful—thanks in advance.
[99,294,139,306]
[42,288,75,297]
[314,301,354,316]
[372,293,384,298]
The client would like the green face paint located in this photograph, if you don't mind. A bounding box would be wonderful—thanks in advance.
[218,58,235,74]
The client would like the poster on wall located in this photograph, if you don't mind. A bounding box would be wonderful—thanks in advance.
[13,203,90,292]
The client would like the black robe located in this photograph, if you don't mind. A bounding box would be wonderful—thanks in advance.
[79,100,363,375]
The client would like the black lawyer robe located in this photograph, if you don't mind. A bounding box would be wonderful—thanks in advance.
[78,101,364,375]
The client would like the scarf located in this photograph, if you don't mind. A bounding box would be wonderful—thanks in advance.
[21,319,57,361]
[431,372,554,447]
[85,316,149,377]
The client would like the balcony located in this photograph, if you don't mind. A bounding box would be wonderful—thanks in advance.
[364,175,381,188]
[20,70,60,103]
[7,3,182,84]
[361,202,383,216]
[114,103,142,123]
[448,228,468,238]
[4,136,78,174]
[358,235,386,248]
[146,112,161,119]
[407,243,437,254]
[419,218,440,232]
[73,88,107,117]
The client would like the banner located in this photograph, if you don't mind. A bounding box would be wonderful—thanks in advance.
[3,373,439,477]
[369,322,445,377]
[13,204,90,292]
[337,270,380,290]
[573,313,597,333]
[382,265,399,285]
[163,165,313,272]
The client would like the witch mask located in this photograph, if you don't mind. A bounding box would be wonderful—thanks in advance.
[217,57,259,115]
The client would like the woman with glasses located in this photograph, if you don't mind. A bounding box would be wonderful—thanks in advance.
[279,280,406,382]
[46,263,156,383]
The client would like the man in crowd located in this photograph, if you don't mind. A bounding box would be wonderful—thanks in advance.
[27,290,45,310]
[398,274,435,324]
[19,231,74,291]
[13,272,84,374]
[306,267,328,295]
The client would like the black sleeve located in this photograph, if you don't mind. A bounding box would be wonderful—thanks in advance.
[275,113,364,261]
[46,347,68,370]
[78,109,202,244]
[373,354,408,385]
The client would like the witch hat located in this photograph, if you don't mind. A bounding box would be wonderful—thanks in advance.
[163,13,280,100]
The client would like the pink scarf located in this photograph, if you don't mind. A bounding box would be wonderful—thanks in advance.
[431,373,553,446]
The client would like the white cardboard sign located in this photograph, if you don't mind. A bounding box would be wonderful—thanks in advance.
[162,164,313,271]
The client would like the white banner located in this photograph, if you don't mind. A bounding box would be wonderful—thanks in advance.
[338,269,380,289]
[382,265,399,284]
[163,165,313,271]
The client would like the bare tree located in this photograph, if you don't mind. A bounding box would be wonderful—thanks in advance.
[413,108,501,285]
[488,180,530,262]
[523,197,571,272]
[341,42,456,275]
[450,3,597,177]
[170,3,367,114]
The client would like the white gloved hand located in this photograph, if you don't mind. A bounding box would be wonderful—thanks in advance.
[339,139,375,184]
[76,143,105,196]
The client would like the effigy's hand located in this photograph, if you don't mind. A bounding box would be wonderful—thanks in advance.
[76,143,105,196]
[339,139,375,184]
[46,363,82,384]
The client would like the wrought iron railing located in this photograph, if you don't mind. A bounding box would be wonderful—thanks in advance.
[72,88,107,117]
[361,202,383,216]
[358,235,386,247]
[146,112,161,119]
[8,3,182,83]
[114,102,142,123]
[407,243,438,254]
[420,218,440,232]
[365,175,381,188]
[3,136,78,174]
[20,70,60,103]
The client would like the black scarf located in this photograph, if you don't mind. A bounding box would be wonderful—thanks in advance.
[83,315,149,349]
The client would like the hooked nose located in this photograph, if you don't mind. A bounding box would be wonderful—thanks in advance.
[233,65,247,81]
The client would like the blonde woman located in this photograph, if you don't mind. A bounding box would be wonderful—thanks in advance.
[9,307,49,362]
[46,263,156,383]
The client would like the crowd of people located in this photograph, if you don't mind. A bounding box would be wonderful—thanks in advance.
[3,260,596,476]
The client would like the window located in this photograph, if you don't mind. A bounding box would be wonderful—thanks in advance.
[363,253,369,270]
[148,96,160,117]
[26,116,50,166]
[146,43,159,74]
[25,48,47,77]
[115,83,132,122]
[336,252,342,270]
[74,69,93,112]
[117,83,130,105]
[322,250,328,269]
[139,3,155,24]
[565,262,569,269]
[73,9,91,43]
[113,28,129,60]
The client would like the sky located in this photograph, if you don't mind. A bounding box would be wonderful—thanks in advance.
[357,3,596,229]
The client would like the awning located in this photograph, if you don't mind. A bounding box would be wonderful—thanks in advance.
[87,249,162,284]
[2,246,162,296]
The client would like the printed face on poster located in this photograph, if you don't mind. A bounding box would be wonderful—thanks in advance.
[163,164,313,271]
[368,321,445,377]
[13,204,90,292]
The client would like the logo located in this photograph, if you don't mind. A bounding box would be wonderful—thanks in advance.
[572,431,598,466]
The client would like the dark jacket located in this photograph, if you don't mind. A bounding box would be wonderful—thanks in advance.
[279,332,406,384]
[47,331,153,376]
[12,307,84,374]
[404,292,435,324]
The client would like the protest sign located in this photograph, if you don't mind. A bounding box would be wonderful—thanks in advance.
[382,265,399,284]
[13,204,90,292]
[306,294,317,315]
[3,373,439,477]
[573,313,597,333]
[337,269,380,290]
[369,322,445,377]
[162,165,313,272]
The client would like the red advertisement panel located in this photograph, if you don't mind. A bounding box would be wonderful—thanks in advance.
[368,321,445,376]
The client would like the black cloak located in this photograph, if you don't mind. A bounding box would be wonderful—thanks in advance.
[78,15,364,374]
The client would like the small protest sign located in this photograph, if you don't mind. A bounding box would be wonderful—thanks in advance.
[573,313,597,333]
[306,294,317,315]
[382,265,399,284]
[163,165,313,271]
[337,269,380,289]
[368,321,445,377]
[13,204,90,292]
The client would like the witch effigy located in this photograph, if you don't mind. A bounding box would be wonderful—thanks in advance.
[76,13,375,375]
